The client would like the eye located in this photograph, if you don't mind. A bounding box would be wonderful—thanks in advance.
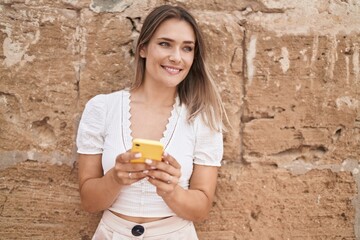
[159,42,170,47]
[183,46,193,52]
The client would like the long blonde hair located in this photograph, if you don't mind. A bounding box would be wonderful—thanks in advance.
[132,5,227,132]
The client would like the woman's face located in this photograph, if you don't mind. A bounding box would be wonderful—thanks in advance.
[140,18,195,89]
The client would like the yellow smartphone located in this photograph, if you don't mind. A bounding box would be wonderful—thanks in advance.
[130,138,164,163]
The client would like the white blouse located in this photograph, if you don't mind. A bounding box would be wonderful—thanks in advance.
[76,90,223,217]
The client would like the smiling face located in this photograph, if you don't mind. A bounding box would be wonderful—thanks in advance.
[140,18,196,89]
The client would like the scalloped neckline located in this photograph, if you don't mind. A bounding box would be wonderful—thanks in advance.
[121,90,182,151]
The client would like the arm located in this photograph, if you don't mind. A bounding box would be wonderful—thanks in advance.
[146,155,218,222]
[78,152,149,213]
[164,165,218,221]
[78,153,119,213]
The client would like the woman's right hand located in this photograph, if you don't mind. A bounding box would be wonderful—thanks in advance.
[112,152,151,185]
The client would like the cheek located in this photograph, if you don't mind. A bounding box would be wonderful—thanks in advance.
[185,55,195,67]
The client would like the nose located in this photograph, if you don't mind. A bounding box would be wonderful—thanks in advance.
[169,48,181,63]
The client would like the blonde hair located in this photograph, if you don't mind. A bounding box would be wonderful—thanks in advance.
[132,5,227,132]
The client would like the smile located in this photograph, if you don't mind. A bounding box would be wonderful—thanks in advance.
[162,65,182,74]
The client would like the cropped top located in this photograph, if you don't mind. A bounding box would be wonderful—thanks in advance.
[76,90,223,217]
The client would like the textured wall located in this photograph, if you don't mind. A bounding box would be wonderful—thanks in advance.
[0,0,360,239]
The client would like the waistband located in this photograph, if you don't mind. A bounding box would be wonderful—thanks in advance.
[101,210,191,237]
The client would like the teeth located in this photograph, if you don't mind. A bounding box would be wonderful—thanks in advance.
[164,66,180,73]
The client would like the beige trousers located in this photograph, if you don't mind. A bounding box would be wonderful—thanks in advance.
[92,210,199,240]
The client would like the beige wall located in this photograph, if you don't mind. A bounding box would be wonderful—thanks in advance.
[1,0,359,239]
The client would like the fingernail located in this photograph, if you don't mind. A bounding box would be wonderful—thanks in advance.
[145,159,152,164]
[150,166,157,170]
[143,170,149,174]
[163,152,168,157]
[134,153,142,158]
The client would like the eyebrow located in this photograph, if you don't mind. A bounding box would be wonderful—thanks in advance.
[157,37,195,45]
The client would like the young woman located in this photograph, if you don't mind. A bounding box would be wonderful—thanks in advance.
[76,5,226,239]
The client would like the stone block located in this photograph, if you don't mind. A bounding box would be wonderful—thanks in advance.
[242,31,360,165]
[195,163,357,239]
[0,4,80,162]
[0,161,101,239]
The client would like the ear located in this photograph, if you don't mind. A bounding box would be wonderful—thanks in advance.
[139,44,147,58]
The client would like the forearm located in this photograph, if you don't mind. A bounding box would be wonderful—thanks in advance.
[162,185,212,221]
[80,168,122,213]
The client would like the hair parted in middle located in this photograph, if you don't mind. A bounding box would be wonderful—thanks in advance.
[132,5,227,132]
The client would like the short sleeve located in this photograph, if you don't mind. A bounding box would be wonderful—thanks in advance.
[193,116,224,166]
[76,94,106,154]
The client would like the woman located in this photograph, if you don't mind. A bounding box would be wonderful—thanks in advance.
[76,4,226,239]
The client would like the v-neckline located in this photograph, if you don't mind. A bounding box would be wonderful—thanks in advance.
[121,90,182,151]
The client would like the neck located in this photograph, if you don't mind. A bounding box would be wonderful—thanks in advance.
[131,84,177,107]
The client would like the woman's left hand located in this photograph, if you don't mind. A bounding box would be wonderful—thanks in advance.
[145,152,181,197]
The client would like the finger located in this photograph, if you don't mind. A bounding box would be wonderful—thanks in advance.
[162,152,181,169]
[147,177,178,196]
[166,175,177,184]
[144,159,176,177]
[116,152,142,163]
[116,162,149,173]
[146,170,179,185]
[115,170,148,185]
[127,170,149,180]
[114,171,136,185]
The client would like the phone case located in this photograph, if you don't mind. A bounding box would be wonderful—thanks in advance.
[130,138,164,163]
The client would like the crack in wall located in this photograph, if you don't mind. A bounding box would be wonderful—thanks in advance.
[240,28,250,165]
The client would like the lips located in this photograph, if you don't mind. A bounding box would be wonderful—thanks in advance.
[162,65,182,74]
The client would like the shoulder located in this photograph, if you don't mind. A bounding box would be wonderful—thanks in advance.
[187,108,223,145]
[85,90,126,108]
[192,113,223,166]
[193,113,222,134]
